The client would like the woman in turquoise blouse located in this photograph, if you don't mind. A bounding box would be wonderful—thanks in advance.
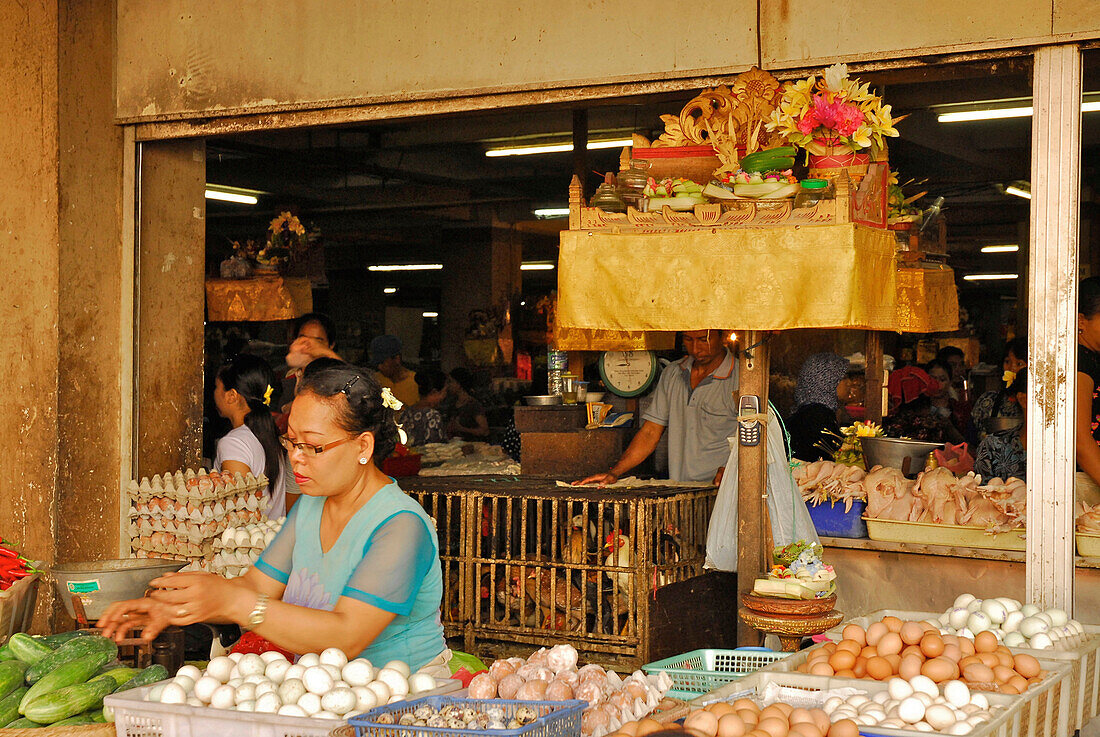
[100,366,446,669]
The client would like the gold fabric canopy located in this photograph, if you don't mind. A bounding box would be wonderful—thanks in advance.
[205,276,313,322]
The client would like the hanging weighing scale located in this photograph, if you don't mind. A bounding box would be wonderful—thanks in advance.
[597,350,659,397]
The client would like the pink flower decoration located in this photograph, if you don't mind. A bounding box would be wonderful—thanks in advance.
[799,95,866,138]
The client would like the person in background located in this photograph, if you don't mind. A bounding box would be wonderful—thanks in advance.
[969,336,1027,444]
[786,352,851,462]
[213,355,297,517]
[925,359,967,439]
[1076,277,1100,505]
[370,335,419,407]
[936,346,968,396]
[402,369,448,446]
[281,313,341,415]
[443,368,489,440]
[975,368,1027,481]
[883,366,964,444]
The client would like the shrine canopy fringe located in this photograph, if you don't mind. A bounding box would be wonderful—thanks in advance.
[555,223,902,350]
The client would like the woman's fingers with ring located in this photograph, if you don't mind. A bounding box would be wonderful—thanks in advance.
[175,607,188,618]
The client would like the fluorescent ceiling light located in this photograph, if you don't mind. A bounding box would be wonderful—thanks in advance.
[383,287,397,294]
[204,184,265,205]
[534,208,570,218]
[520,262,555,271]
[936,94,1100,123]
[1005,184,1031,200]
[981,245,1019,253]
[963,273,1018,281]
[486,138,634,157]
[367,264,443,272]
[422,311,439,318]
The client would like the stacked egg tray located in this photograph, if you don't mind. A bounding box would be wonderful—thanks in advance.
[760,643,1073,737]
[692,671,1026,737]
[127,468,269,562]
[211,518,284,578]
[349,697,586,737]
[825,610,1100,734]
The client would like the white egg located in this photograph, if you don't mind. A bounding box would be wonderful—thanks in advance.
[171,675,196,694]
[1004,632,1027,647]
[1048,630,1063,644]
[960,705,981,716]
[226,678,243,689]
[957,627,974,639]
[264,659,292,684]
[375,667,409,696]
[206,656,236,683]
[315,710,340,720]
[236,700,256,712]
[353,686,378,712]
[342,659,375,687]
[319,647,349,669]
[909,676,939,698]
[237,653,266,678]
[146,683,167,702]
[260,651,287,664]
[913,722,934,732]
[898,697,926,724]
[948,607,971,630]
[913,693,934,707]
[965,599,984,613]
[847,695,870,709]
[297,653,321,668]
[881,719,907,728]
[255,682,278,697]
[948,722,972,735]
[365,681,392,704]
[383,660,412,678]
[980,599,1007,624]
[1069,620,1085,635]
[278,677,307,704]
[863,708,887,722]
[210,684,237,709]
[1034,612,1053,626]
[967,611,992,634]
[255,692,282,713]
[193,676,222,704]
[938,613,951,626]
[1031,632,1054,649]
[1046,608,1069,627]
[186,697,203,707]
[160,683,188,704]
[243,674,267,685]
[854,716,876,727]
[235,683,258,703]
[872,692,891,706]
[887,677,914,700]
[1003,610,1025,633]
[277,704,307,717]
[283,664,306,682]
[297,692,323,716]
[176,665,203,682]
[943,680,971,708]
[1021,603,1041,617]
[925,704,957,730]
[387,694,406,704]
[320,664,342,682]
[954,593,977,609]
[303,666,335,695]
[998,597,1021,612]
[970,693,989,710]
[227,652,244,663]
[321,687,358,715]
[1019,616,1048,638]
[409,672,437,694]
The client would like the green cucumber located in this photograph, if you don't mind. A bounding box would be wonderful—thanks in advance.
[113,663,168,693]
[0,660,27,700]
[6,634,53,665]
[50,712,98,726]
[89,708,106,722]
[0,642,14,660]
[23,674,114,725]
[41,630,97,648]
[25,635,117,684]
[95,666,141,689]
[0,686,27,727]
[20,650,114,713]
[5,716,44,727]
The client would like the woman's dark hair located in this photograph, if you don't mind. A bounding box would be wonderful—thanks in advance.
[1005,336,1027,364]
[302,357,347,378]
[292,312,336,348]
[1081,277,1100,318]
[297,364,399,463]
[924,359,953,380]
[448,367,476,394]
[415,368,447,396]
[217,355,284,482]
[1008,367,1028,396]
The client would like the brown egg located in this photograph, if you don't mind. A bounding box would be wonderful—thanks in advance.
[768,703,794,718]
[865,622,889,647]
[828,719,860,737]
[999,682,1021,695]
[942,634,960,647]
[809,709,830,734]
[842,625,866,646]
[942,644,962,663]
[993,665,1017,683]
[834,669,856,678]
[788,708,815,726]
[1014,653,1041,678]
[958,655,981,669]
[882,616,904,633]
[747,731,771,737]
[899,654,924,680]
[635,719,665,737]
[809,661,834,676]
[717,714,747,737]
[884,654,902,671]
[733,700,759,714]
[900,621,926,645]
[977,652,1000,668]
[709,703,737,717]
[795,664,810,674]
[900,645,923,659]
[974,631,999,653]
[1009,675,1030,693]
[860,646,878,659]
[685,709,720,737]
[737,710,760,727]
[835,639,862,656]
[756,717,789,737]
[852,657,868,678]
[922,657,956,682]
[920,633,945,658]
[994,651,1015,669]
[962,662,996,684]
[876,632,903,656]
[957,638,976,656]
[807,648,832,662]
[790,723,822,737]
[866,656,893,680]
[828,650,856,672]
[821,643,838,655]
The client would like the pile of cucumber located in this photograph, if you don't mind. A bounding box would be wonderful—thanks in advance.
[0,631,167,727]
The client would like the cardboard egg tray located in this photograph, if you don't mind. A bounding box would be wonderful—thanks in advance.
[126,468,269,503]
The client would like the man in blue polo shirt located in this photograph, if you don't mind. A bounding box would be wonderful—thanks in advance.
[576,329,739,485]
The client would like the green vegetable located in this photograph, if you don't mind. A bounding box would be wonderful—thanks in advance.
[25,635,117,684]
[5,716,44,727]
[0,642,14,661]
[23,674,114,725]
[49,711,99,726]
[20,650,115,714]
[6,634,53,665]
[90,708,106,722]
[41,630,97,648]
[95,666,141,689]
[739,146,799,173]
[0,660,28,700]
[0,686,27,727]
[113,663,168,693]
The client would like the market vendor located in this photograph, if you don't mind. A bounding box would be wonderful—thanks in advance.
[575,329,737,485]
[100,365,447,670]
[785,352,851,462]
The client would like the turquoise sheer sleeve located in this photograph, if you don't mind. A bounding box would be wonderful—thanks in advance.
[341,511,436,616]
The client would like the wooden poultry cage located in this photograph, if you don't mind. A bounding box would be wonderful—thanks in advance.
[403,477,732,670]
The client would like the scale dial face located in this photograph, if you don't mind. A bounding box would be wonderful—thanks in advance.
[598,351,659,397]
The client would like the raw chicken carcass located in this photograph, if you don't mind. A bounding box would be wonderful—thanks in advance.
[863,465,920,521]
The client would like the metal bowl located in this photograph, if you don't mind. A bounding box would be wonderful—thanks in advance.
[584,392,606,404]
[51,558,187,621]
[523,395,562,406]
[859,436,944,478]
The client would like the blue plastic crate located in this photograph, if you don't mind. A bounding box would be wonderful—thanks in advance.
[807,499,868,538]
[642,647,788,698]
[349,696,586,737]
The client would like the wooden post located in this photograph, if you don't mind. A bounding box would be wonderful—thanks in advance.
[737,331,770,645]
[1026,44,1081,613]
[864,331,884,422]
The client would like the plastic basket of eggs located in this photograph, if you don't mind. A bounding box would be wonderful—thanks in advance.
[643,648,790,698]
[349,696,587,737]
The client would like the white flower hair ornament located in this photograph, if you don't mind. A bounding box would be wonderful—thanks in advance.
[379,387,409,445]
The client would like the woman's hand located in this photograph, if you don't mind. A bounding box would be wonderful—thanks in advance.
[97,597,177,642]
[146,571,247,627]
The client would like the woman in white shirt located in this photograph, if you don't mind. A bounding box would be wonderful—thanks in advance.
[213,355,298,517]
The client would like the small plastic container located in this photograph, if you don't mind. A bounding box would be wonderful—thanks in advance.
[793,178,834,208]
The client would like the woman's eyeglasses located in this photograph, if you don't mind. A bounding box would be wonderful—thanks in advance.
[280,435,354,457]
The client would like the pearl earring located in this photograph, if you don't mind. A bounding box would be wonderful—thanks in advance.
[358,457,368,465]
